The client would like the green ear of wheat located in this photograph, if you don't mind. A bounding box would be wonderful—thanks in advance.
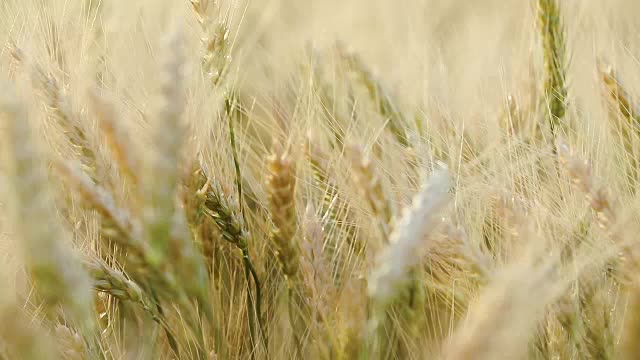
[537,0,568,135]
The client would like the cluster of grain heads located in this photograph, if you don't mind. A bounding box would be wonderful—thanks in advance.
[0,85,98,355]
[42,26,218,358]
[365,165,451,358]
[346,144,422,358]
[54,156,184,353]
[191,3,269,345]
[188,2,259,324]
[536,0,568,135]
[4,1,640,358]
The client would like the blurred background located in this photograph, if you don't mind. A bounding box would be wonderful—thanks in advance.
[3,0,640,115]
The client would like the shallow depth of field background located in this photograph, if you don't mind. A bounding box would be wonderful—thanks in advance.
[1,0,640,359]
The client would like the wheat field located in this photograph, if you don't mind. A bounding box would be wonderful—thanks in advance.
[1,0,640,359]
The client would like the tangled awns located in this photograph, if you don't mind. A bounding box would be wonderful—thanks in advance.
[2,0,640,359]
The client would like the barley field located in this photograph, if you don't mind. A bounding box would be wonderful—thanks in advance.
[1,0,640,359]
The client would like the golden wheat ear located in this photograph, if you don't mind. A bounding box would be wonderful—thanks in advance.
[84,258,164,322]
[266,143,316,356]
[596,59,640,191]
[345,144,394,242]
[190,0,232,88]
[266,144,300,280]
[30,62,99,180]
[88,88,140,187]
[54,159,146,253]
